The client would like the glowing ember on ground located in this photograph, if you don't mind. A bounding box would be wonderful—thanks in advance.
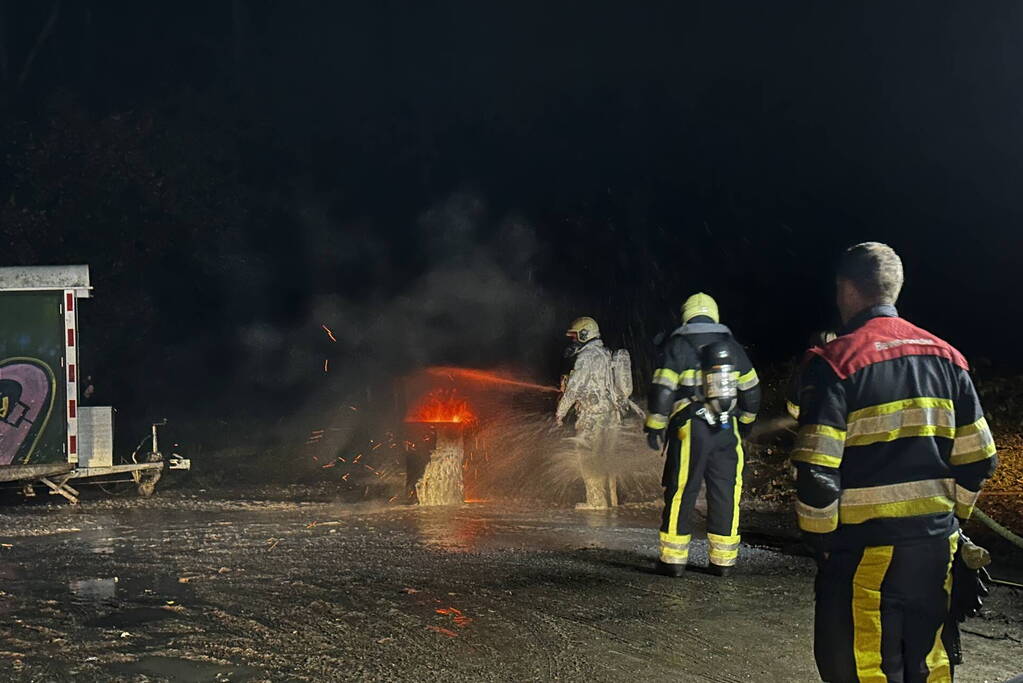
[436,607,472,627]
[405,389,476,424]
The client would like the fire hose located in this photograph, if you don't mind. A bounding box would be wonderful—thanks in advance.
[971,507,1023,590]
[973,507,1023,550]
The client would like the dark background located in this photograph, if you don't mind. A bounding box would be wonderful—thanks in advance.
[2,1,1021,448]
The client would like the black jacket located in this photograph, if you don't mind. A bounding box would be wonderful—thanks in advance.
[793,305,997,549]
[645,320,761,432]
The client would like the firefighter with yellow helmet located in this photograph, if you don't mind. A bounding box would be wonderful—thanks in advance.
[556,316,625,509]
[645,293,761,576]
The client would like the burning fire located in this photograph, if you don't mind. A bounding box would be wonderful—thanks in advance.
[406,389,476,424]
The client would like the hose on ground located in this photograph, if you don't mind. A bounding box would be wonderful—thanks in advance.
[973,507,1023,550]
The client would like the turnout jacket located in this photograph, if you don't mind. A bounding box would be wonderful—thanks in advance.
[645,321,761,431]
[793,305,997,549]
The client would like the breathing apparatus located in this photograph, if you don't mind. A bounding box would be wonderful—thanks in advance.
[695,341,738,429]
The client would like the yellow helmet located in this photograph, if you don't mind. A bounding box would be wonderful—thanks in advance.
[566,316,600,343]
[681,293,719,324]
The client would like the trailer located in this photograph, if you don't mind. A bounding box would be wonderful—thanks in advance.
[0,265,189,503]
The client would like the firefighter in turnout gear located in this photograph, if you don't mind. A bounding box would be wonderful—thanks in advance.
[794,243,997,682]
[556,317,622,509]
[645,293,761,577]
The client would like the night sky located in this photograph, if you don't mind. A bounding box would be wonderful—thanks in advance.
[3,2,1022,441]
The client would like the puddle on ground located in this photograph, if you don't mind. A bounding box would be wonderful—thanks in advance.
[70,577,118,601]
[109,655,260,682]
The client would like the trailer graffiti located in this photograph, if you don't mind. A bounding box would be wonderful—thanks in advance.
[0,358,56,465]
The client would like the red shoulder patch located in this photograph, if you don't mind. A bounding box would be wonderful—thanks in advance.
[809,317,968,380]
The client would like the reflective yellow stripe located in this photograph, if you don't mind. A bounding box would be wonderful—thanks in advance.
[841,496,954,525]
[708,548,739,566]
[666,421,692,538]
[708,532,741,567]
[924,534,957,681]
[645,413,668,430]
[738,411,756,424]
[841,478,953,506]
[954,501,975,519]
[952,417,996,465]
[678,369,701,387]
[737,368,759,391]
[730,421,744,538]
[786,400,800,420]
[659,531,691,548]
[797,499,838,533]
[791,424,846,468]
[660,546,689,563]
[659,532,691,564]
[652,368,680,389]
[840,479,956,524]
[954,484,980,520]
[852,545,894,681]
[848,396,953,422]
[846,397,955,447]
[670,398,691,416]
[706,532,740,548]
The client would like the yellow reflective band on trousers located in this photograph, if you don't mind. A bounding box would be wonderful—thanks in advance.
[924,534,958,682]
[951,416,997,465]
[652,368,680,389]
[730,421,744,538]
[666,421,692,542]
[645,413,668,430]
[737,368,759,391]
[852,545,895,682]
[659,532,691,565]
[707,532,740,567]
[738,410,756,424]
[840,478,956,525]
[845,397,954,448]
[791,424,846,468]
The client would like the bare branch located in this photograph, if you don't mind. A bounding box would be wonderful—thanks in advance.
[16,0,61,90]
[0,0,9,84]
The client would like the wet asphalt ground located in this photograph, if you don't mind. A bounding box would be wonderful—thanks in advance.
[0,493,1020,682]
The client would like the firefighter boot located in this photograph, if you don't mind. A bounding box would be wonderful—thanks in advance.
[656,560,686,578]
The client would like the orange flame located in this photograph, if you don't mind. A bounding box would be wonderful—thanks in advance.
[406,389,476,424]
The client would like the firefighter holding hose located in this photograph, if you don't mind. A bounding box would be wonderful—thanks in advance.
[556,317,640,509]
[645,293,761,577]
[793,242,997,682]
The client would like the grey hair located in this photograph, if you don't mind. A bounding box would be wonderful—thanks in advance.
[837,242,904,304]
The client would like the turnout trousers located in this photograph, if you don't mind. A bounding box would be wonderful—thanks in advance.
[659,417,745,568]
[814,534,958,683]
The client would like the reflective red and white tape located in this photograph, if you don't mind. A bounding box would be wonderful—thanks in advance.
[64,290,79,464]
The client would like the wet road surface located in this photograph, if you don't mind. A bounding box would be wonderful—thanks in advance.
[0,495,1020,682]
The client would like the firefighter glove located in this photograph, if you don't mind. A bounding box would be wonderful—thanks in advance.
[646,429,664,451]
[951,559,991,622]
